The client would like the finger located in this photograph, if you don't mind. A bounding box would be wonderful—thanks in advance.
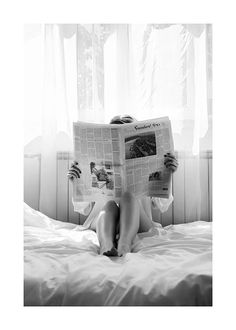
[164,154,177,160]
[67,174,74,180]
[164,153,177,160]
[67,172,75,180]
[70,165,82,175]
[164,161,178,168]
[165,163,178,171]
[166,164,178,172]
[71,164,82,173]
[71,161,79,167]
[71,161,81,170]
[164,159,178,167]
[167,152,177,157]
[67,172,77,180]
[72,169,81,178]
[164,156,177,163]
[67,169,80,179]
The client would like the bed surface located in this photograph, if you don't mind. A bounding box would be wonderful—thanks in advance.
[24,203,212,306]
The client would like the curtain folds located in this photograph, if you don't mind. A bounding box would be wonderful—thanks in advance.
[24,24,212,219]
[76,24,211,151]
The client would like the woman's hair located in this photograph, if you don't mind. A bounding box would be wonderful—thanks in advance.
[109,115,136,125]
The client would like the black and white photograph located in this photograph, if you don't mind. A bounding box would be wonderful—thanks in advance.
[125,132,156,159]
[90,161,114,190]
[4,0,236,328]
[23,23,213,307]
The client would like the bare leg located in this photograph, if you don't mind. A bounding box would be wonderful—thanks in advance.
[117,191,140,256]
[138,203,155,233]
[95,200,119,256]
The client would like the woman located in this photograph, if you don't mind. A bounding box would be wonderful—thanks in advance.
[68,115,178,257]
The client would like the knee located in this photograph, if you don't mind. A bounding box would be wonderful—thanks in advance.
[103,200,119,215]
[120,191,137,206]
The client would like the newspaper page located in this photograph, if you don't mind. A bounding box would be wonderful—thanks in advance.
[121,117,174,198]
[72,117,174,202]
[73,122,124,202]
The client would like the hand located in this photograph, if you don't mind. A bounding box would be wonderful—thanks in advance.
[67,161,82,180]
[164,152,178,172]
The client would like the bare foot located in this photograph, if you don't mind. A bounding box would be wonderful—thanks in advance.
[100,245,118,257]
[117,242,131,257]
[102,247,118,257]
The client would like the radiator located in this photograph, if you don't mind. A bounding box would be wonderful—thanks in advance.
[24,151,212,226]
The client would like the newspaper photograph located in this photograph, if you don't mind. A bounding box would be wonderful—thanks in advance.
[72,117,174,202]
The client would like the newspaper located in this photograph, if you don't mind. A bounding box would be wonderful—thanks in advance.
[72,117,174,202]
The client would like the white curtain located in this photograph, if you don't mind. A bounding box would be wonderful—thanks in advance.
[24,24,212,219]
[24,24,77,217]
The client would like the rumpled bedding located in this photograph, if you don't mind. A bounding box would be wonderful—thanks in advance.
[24,203,212,306]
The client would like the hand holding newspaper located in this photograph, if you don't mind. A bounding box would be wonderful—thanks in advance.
[72,117,174,202]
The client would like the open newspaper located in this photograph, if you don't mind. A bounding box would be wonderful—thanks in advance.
[72,117,174,202]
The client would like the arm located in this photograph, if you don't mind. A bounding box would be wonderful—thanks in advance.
[67,161,93,216]
[152,152,178,213]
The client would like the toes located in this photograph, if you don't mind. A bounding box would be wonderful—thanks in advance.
[102,247,118,257]
[117,244,131,257]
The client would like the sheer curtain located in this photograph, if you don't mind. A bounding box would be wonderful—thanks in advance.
[24,24,77,217]
[24,24,212,219]
[76,24,212,151]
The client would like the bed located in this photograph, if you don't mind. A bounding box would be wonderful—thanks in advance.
[24,203,212,306]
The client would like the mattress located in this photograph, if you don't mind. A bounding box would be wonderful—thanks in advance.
[24,203,212,306]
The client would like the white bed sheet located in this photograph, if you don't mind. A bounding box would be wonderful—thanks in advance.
[24,203,212,306]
